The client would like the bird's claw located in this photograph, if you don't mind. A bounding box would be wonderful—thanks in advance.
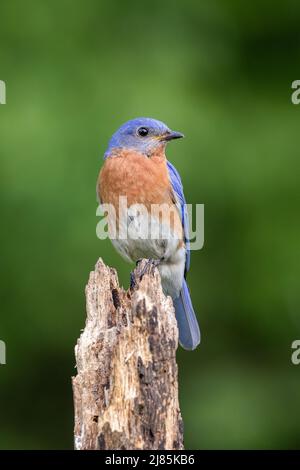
[130,271,136,290]
[130,259,161,290]
[138,258,160,280]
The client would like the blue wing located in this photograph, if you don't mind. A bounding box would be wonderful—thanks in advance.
[167,160,190,273]
[167,160,200,350]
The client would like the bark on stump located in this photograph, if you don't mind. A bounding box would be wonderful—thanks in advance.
[72,258,184,450]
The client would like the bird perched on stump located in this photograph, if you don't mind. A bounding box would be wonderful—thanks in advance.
[97,117,200,350]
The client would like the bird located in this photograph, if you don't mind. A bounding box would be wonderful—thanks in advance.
[97,117,200,350]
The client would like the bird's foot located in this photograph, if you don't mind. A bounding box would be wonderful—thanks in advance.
[130,271,136,290]
[130,258,161,291]
[130,259,144,289]
[138,258,161,280]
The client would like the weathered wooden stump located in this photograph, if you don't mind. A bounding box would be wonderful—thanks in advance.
[72,258,184,450]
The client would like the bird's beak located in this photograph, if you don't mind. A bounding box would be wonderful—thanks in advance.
[161,130,184,141]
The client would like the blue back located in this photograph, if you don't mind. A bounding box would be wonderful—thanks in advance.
[167,161,190,274]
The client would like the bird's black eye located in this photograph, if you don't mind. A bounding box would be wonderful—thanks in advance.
[137,127,149,137]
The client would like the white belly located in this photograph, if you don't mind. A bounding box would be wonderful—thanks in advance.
[110,208,186,298]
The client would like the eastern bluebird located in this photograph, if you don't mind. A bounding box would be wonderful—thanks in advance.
[97,118,200,350]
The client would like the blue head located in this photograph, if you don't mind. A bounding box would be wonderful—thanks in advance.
[104,117,184,158]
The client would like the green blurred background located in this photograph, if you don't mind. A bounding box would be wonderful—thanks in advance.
[1,0,300,449]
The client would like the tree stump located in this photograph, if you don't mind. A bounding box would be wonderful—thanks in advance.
[72,258,184,450]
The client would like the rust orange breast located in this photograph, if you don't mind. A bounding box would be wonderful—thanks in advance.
[97,149,183,238]
[98,150,171,208]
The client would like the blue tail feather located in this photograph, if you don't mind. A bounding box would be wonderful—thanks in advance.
[173,279,200,350]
